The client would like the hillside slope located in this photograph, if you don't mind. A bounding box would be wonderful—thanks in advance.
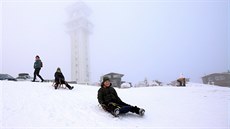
[0,81,229,129]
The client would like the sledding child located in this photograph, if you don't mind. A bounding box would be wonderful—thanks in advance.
[54,67,74,90]
[97,77,145,117]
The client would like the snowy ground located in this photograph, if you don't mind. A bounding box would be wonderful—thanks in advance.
[0,81,229,129]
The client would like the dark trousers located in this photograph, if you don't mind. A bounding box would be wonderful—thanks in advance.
[103,102,140,114]
[33,68,44,81]
[55,79,72,89]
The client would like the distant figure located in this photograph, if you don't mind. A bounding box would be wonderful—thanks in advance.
[32,55,44,82]
[177,73,186,86]
[54,67,74,90]
[97,77,145,117]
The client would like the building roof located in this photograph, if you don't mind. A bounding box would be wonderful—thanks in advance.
[104,72,124,77]
[202,72,230,78]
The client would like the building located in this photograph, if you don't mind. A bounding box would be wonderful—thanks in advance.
[101,72,124,88]
[66,2,93,84]
[202,72,230,87]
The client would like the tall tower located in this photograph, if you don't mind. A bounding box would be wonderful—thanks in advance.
[66,2,92,84]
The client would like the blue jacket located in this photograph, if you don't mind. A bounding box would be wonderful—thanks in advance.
[34,60,42,69]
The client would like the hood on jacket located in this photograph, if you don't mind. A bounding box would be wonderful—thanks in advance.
[56,67,61,73]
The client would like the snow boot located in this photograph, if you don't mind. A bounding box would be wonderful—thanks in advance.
[69,86,74,90]
[132,106,145,116]
[113,107,120,117]
[132,106,140,114]
[54,85,58,90]
[66,83,74,90]
[139,108,145,116]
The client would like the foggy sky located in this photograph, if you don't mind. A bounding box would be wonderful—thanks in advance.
[1,0,229,84]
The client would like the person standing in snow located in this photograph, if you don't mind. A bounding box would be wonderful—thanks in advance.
[177,73,186,86]
[54,67,74,90]
[97,77,145,117]
[32,55,44,82]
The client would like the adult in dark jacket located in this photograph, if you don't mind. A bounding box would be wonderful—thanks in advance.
[97,77,145,117]
[32,55,44,82]
[54,67,74,90]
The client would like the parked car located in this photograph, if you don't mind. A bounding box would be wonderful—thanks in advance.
[0,74,17,81]
[120,82,131,88]
[16,73,33,81]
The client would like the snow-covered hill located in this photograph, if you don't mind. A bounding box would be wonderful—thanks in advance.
[0,81,229,129]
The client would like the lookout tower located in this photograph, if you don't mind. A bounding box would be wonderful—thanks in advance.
[66,2,92,84]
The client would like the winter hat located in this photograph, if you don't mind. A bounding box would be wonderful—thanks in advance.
[103,77,110,82]
[101,77,111,87]
[56,67,61,72]
[36,55,40,58]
